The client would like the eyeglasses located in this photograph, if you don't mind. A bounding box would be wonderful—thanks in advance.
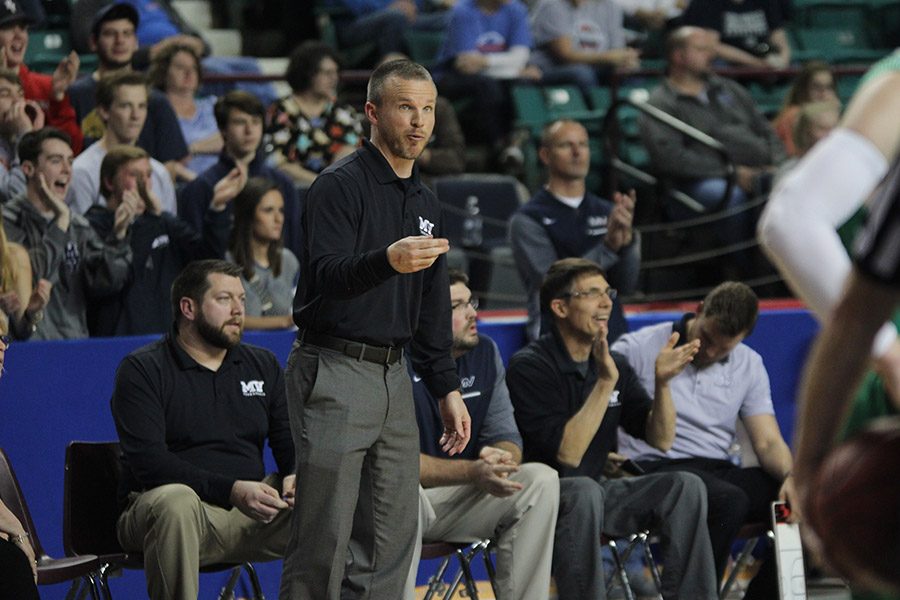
[560,287,617,302]
[451,298,479,312]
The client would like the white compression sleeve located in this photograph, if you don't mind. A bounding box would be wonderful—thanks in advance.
[484,46,530,79]
[758,127,897,357]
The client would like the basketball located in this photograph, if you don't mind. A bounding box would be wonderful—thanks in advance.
[808,416,900,593]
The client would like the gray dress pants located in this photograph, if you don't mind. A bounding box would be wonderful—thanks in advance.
[280,343,420,599]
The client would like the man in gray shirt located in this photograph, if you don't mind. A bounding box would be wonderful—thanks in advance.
[640,27,785,221]
[1,128,131,339]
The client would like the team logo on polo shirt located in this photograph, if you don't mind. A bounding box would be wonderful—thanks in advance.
[608,390,620,407]
[241,380,265,397]
[418,216,435,236]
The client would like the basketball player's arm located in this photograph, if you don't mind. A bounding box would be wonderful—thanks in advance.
[758,71,900,358]
[795,273,900,502]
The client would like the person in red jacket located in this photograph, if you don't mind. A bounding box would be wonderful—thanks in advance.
[0,0,83,153]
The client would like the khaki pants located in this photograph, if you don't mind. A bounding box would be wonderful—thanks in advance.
[117,476,291,600]
[405,463,560,600]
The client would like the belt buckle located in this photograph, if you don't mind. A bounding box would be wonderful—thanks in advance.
[384,346,393,366]
[357,342,367,362]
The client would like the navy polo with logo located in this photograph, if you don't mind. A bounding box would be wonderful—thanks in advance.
[412,334,521,461]
[111,332,294,509]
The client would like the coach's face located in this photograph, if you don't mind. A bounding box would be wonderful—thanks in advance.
[367,75,436,162]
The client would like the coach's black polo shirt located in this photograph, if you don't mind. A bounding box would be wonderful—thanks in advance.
[111,332,294,508]
[507,329,652,480]
[294,138,457,399]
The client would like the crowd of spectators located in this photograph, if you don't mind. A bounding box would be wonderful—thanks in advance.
[0,0,891,339]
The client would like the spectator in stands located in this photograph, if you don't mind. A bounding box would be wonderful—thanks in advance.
[374,52,466,182]
[149,43,221,175]
[640,27,785,252]
[265,41,363,187]
[773,99,840,186]
[71,0,208,69]
[611,281,796,600]
[2,128,131,339]
[67,2,190,179]
[506,257,720,600]
[435,0,539,160]
[0,72,40,202]
[179,91,301,260]
[85,145,229,336]
[681,0,791,68]
[225,177,297,331]
[529,0,641,94]
[404,268,560,599]
[772,61,838,156]
[68,72,177,215]
[0,211,50,340]
[510,119,639,343]
[0,0,83,154]
[112,259,294,600]
[614,0,685,31]
[329,0,453,60]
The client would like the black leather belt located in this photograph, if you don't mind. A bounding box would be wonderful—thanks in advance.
[301,330,402,365]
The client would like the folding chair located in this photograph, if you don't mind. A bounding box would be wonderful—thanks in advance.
[420,539,497,600]
[0,447,103,599]
[719,522,774,599]
[63,441,263,600]
[604,532,664,600]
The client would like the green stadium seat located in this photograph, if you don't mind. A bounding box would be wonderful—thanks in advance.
[24,29,71,74]
[403,30,445,68]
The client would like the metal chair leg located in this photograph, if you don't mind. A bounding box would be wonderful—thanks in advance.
[456,545,480,600]
[607,539,636,600]
[241,562,265,600]
[477,540,499,597]
[637,532,664,600]
[217,566,242,600]
[719,537,760,599]
[424,555,453,600]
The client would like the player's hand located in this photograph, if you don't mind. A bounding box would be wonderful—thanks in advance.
[281,474,296,508]
[229,480,289,523]
[654,332,699,382]
[386,236,449,273]
[470,447,522,497]
[51,51,80,101]
[438,389,471,456]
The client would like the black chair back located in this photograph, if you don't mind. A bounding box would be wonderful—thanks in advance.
[63,441,126,558]
[432,175,523,249]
